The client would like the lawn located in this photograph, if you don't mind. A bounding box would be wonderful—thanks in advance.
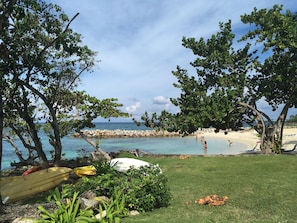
[122,155,297,223]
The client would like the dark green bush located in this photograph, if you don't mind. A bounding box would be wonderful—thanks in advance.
[124,165,171,212]
[63,160,172,212]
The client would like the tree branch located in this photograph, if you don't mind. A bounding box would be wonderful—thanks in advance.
[238,102,266,150]
[27,12,80,76]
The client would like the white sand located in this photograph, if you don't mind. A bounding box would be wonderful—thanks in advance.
[196,128,297,152]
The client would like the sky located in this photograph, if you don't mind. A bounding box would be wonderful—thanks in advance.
[49,0,297,122]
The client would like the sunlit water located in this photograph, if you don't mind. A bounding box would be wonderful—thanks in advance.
[2,123,247,169]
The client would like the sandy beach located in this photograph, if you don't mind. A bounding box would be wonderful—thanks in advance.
[196,127,297,152]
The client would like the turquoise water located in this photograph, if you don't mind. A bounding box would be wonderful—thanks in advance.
[99,137,245,155]
[2,122,246,169]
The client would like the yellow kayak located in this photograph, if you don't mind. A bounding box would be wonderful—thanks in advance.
[0,175,20,188]
[0,167,72,204]
[73,165,97,177]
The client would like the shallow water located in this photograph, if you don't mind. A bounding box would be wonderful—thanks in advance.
[2,123,247,169]
[98,137,246,155]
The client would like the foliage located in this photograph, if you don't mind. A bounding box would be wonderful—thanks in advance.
[124,165,171,212]
[37,188,96,223]
[139,5,297,153]
[0,0,129,168]
[97,190,128,223]
[93,159,120,176]
[286,114,297,124]
[134,111,177,132]
[63,160,172,212]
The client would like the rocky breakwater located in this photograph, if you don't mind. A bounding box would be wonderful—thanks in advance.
[72,129,181,138]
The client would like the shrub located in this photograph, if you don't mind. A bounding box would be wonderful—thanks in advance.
[124,165,171,212]
[38,187,128,223]
[37,188,96,223]
[62,160,172,212]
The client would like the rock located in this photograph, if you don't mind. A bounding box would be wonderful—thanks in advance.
[80,198,101,210]
[95,210,107,220]
[80,190,97,200]
[79,191,109,209]
[95,196,110,204]
[12,218,36,223]
[72,129,181,138]
[130,210,140,216]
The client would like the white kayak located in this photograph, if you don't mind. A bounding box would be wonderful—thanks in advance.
[110,158,161,173]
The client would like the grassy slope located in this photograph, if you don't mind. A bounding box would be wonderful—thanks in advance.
[123,155,297,223]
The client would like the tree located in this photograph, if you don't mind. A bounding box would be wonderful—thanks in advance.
[0,0,129,168]
[140,5,297,154]
[172,20,250,135]
[240,5,297,153]
[286,114,297,124]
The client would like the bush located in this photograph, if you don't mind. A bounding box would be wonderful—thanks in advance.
[63,160,172,212]
[38,187,128,223]
[124,165,171,212]
[37,188,96,223]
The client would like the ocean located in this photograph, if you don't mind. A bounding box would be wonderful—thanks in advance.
[1,122,246,169]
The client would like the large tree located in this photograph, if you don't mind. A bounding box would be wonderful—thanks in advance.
[0,0,129,168]
[140,5,297,154]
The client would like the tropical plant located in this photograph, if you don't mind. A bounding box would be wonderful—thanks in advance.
[37,188,96,223]
[96,190,128,223]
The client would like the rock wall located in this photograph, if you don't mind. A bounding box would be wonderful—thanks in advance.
[71,129,181,138]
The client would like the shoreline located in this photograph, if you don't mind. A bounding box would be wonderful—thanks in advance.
[195,128,297,151]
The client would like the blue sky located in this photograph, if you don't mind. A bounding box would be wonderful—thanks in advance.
[49,0,297,122]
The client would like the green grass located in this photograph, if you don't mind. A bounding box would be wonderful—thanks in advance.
[122,155,297,223]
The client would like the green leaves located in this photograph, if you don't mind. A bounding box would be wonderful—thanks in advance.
[37,188,95,223]
[62,160,171,213]
[240,4,297,108]
[169,20,250,133]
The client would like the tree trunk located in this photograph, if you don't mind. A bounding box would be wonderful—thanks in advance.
[21,114,49,168]
[239,102,290,154]
[50,115,63,164]
[263,103,290,154]
[0,91,3,212]
[0,91,3,170]
[4,135,26,162]
[76,130,111,161]
[261,126,275,154]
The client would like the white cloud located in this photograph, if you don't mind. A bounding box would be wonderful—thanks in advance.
[152,96,172,110]
[50,0,297,121]
[125,101,141,113]
[153,96,170,105]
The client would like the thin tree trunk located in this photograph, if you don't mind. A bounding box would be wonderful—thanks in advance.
[239,102,291,154]
[273,103,290,152]
[0,95,3,221]
[238,102,267,152]
[50,115,63,164]
[0,92,3,171]
[21,112,49,167]
[4,135,25,162]
[76,130,111,161]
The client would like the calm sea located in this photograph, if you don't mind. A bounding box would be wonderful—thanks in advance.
[2,122,246,169]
